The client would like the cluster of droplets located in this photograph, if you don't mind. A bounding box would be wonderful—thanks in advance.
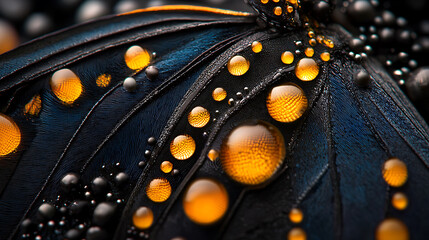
[376,157,409,240]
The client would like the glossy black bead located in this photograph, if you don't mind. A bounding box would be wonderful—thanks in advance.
[38,203,56,220]
[60,173,80,193]
[69,201,90,217]
[115,172,129,185]
[93,202,117,226]
[64,229,81,240]
[145,66,159,81]
[347,0,376,24]
[92,177,109,195]
[406,67,429,101]
[86,226,109,240]
[355,70,371,88]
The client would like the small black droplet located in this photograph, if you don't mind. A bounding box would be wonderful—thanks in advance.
[406,67,429,101]
[172,169,180,176]
[69,201,90,217]
[147,137,156,145]
[349,38,364,52]
[93,202,117,226]
[347,0,376,24]
[379,28,394,42]
[313,1,331,21]
[236,92,243,99]
[38,203,56,220]
[86,226,109,240]
[144,150,151,158]
[60,173,80,193]
[145,66,159,81]
[115,172,129,185]
[21,219,34,233]
[92,177,109,195]
[65,229,81,240]
[138,161,146,168]
[355,70,371,88]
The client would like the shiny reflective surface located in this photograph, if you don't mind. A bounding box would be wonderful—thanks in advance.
[212,87,227,101]
[170,135,196,160]
[50,68,83,104]
[281,51,294,64]
[227,55,250,76]
[132,207,153,229]
[267,84,308,123]
[188,106,210,128]
[382,158,408,187]
[146,178,171,202]
[295,58,319,81]
[376,219,409,240]
[0,114,21,156]
[124,45,151,70]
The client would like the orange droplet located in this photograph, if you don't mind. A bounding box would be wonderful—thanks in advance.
[295,58,319,81]
[207,149,219,161]
[227,55,250,76]
[392,192,408,210]
[124,45,151,70]
[281,51,294,64]
[289,208,304,223]
[320,52,331,62]
[376,218,409,240]
[212,87,227,101]
[133,206,153,229]
[50,68,83,104]
[170,135,196,160]
[146,178,171,202]
[274,6,282,16]
[0,114,21,156]
[251,41,263,53]
[382,158,408,187]
[267,84,308,123]
[160,161,173,173]
[288,228,307,240]
[188,106,210,128]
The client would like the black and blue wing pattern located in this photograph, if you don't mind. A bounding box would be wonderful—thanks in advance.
[0,2,429,240]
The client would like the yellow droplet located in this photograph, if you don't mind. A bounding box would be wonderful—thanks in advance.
[287,6,294,13]
[170,135,196,160]
[309,39,317,46]
[288,0,297,4]
[288,228,307,240]
[251,41,263,53]
[274,6,282,16]
[382,158,408,187]
[261,0,269,3]
[160,161,173,173]
[392,192,408,210]
[207,149,219,161]
[295,58,319,81]
[376,219,409,240]
[133,206,153,229]
[320,52,331,62]
[212,87,227,101]
[96,73,111,87]
[0,114,21,156]
[50,68,83,104]
[308,31,315,38]
[188,106,210,128]
[227,55,250,76]
[146,178,171,202]
[281,51,294,64]
[124,45,151,70]
[304,48,314,57]
[220,121,286,185]
[273,0,280,2]
[267,84,308,123]
[183,178,229,225]
[24,95,42,116]
[289,208,304,223]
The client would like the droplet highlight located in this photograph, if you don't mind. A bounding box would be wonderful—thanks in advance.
[183,178,228,225]
[320,52,331,62]
[295,58,319,81]
[133,207,153,229]
[304,48,314,57]
[124,45,151,70]
[376,219,409,240]
[220,121,286,185]
[267,84,308,123]
[24,95,42,116]
[227,55,250,76]
[212,87,227,101]
[50,68,83,104]
[274,6,282,16]
[160,161,173,173]
[146,178,171,202]
[382,158,408,187]
[96,73,111,87]
[392,192,408,210]
[281,51,294,64]
[188,106,210,128]
[170,135,196,160]
[0,114,21,156]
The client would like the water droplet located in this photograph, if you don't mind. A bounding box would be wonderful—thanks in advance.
[146,178,171,202]
[212,87,227,101]
[188,106,210,128]
[289,208,303,223]
[160,161,173,173]
[304,48,314,57]
[309,39,317,46]
[323,39,334,48]
[267,84,308,123]
[96,73,111,87]
[124,45,151,70]
[133,207,153,229]
[261,0,268,4]
[281,51,294,64]
[320,52,331,62]
[24,95,42,116]
[274,6,283,16]
[382,158,407,187]
[170,135,195,160]
[392,192,408,210]
[251,41,263,53]
[50,68,83,104]
[183,178,228,225]
[376,219,409,240]
[220,121,285,185]
[295,58,319,81]
[287,6,294,13]
[288,228,307,240]
[207,149,219,161]
[0,114,21,156]
[308,31,315,38]
[227,55,250,76]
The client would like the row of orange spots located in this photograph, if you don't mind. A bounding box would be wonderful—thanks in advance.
[288,208,306,240]
[220,121,286,185]
[376,158,409,240]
